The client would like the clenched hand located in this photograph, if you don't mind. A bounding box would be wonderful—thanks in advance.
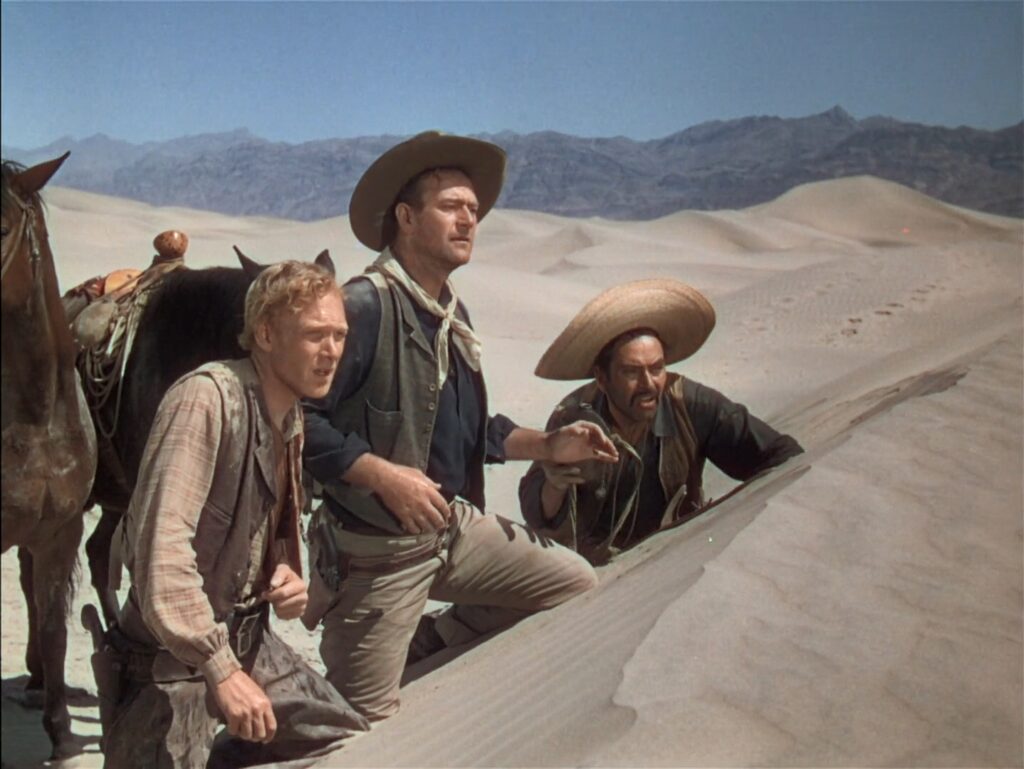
[213,670,276,743]
[261,563,307,620]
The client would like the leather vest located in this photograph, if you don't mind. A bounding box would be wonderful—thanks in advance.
[545,375,703,563]
[120,359,302,646]
[321,274,488,534]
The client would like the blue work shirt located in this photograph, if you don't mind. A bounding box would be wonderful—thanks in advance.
[303,277,517,531]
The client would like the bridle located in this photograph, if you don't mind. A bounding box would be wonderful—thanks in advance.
[1,189,43,283]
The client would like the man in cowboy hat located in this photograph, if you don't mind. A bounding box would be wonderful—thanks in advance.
[519,279,803,565]
[302,131,617,722]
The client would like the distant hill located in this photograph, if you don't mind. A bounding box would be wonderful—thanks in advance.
[4,107,1021,220]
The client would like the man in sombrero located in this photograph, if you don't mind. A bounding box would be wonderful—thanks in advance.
[301,132,617,722]
[519,279,803,565]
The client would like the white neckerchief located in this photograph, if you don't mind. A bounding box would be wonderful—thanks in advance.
[368,248,482,388]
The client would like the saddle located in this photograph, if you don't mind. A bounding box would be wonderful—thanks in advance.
[72,230,191,446]
[67,269,143,347]
[75,259,185,441]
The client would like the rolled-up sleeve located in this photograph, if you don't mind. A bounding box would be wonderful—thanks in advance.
[126,374,239,685]
[517,406,572,530]
[519,460,573,531]
[485,413,519,463]
[303,279,378,484]
[686,379,803,481]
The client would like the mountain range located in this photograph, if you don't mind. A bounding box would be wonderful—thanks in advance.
[4,107,1021,221]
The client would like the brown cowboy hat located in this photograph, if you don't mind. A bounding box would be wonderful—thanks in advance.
[349,131,507,251]
[535,279,716,380]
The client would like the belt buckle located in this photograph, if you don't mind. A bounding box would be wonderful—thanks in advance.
[234,611,261,658]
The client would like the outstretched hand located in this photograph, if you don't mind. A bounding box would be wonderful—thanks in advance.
[546,421,619,465]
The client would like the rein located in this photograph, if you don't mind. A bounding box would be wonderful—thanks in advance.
[1,190,43,284]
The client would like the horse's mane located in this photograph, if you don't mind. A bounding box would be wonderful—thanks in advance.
[1,159,44,213]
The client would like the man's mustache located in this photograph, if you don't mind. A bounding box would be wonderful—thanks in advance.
[630,390,659,405]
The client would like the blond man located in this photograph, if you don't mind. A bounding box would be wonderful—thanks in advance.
[103,262,369,768]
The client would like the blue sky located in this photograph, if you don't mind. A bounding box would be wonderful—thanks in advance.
[2,1,1022,149]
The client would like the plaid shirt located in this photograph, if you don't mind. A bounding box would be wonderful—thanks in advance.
[122,358,303,684]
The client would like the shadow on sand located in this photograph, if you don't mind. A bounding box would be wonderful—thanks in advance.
[1,676,101,769]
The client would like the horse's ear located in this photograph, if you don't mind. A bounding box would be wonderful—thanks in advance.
[315,250,335,276]
[14,152,71,196]
[234,245,265,278]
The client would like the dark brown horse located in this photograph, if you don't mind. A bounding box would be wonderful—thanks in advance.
[2,154,99,758]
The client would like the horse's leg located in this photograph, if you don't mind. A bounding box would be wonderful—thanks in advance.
[17,547,44,696]
[85,506,123,627]
[33,513,85,759]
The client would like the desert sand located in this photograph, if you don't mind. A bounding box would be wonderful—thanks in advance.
[1,175,1021,767]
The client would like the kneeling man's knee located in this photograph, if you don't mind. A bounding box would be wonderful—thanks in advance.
[542,550,598,607]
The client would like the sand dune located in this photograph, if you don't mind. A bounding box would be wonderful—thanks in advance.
[2,175,1021,768]
[753,175,1021,246]
[339,331,1020,768]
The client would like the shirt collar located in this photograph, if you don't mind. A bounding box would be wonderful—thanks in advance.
[279,401,303,443]
[241,357,304,443]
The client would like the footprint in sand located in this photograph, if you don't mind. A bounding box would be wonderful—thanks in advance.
[875,309,893,316]
[841,328,858,336]
[886,303,903,308]
[848,317,862,324]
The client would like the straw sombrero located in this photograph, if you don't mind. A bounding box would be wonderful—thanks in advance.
[349,131,507,251]
[535,279,716,380]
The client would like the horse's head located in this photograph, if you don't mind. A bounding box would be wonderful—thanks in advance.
[2,152,80,414]
[232,245,336,279]
[2,153,69,305]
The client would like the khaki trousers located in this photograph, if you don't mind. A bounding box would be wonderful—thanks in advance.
[313,501,597,721]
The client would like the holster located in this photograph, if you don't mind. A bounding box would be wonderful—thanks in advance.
[90,643,125,744]
[315,514,348,592]
[301,503,454,631]
[316,508,452,581]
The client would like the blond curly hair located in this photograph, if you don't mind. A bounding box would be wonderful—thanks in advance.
[238,261,340,351]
